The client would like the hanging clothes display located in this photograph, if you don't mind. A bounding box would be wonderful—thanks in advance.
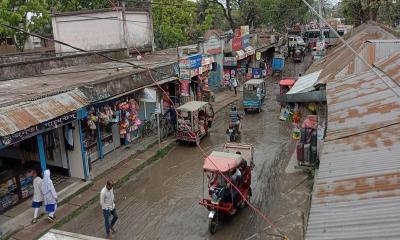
[64,124,74,151]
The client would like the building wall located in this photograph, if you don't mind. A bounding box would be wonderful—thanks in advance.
[52,9,153,53]
[202,31,224,90]
[125,11,153,49]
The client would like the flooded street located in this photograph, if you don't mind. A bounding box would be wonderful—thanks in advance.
[61,56,313,240]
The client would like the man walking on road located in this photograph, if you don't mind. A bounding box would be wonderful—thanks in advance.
[101,180,118,239]
[232,78,239,96]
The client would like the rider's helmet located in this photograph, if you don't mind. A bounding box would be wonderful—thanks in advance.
[231,105,237,111]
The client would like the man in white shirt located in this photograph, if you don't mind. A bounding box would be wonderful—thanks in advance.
[100,180,118,239]
[30,169,43,223]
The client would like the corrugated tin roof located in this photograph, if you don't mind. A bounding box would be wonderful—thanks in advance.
[306,124,400,240]
[375,51,400,83]
[353,40,400,74]
[326,71,400,140]
[0,89,89,137]
[306,24,397,83]
[287,70,322,94]
[306,48,400,239]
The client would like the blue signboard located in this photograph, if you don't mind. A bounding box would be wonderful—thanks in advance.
[241,35,250,48]
[188,54,202,69]
[252,68,262,78]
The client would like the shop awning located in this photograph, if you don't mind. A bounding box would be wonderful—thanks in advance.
[94,76,178,104]
[0,89,89,138]
[287,70,322,94]
[279,79,296,86]
[245,46,255,56]
[235,50,246,60]
[276,90,326,103]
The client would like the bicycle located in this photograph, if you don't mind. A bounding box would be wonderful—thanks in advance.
[142,114,157,137]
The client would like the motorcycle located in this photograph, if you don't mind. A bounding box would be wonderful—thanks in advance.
[226,123,240,142]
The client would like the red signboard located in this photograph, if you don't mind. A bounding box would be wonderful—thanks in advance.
[232,37,242,51]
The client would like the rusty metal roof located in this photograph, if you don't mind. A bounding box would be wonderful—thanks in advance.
[306,124,400,240]
[326,52,400,141]
[306,51,400,239]
[0,89,89,137]
[306,24,397,82]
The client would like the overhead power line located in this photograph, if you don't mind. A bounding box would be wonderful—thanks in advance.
[300,0,400,98]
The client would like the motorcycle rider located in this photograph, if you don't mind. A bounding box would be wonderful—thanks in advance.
[229,105,242,133]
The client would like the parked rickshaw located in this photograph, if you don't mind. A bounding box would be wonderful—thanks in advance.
[176,101,214,145]
[243,79,266,113]
[199,143,254,234]
[279,78,296,96]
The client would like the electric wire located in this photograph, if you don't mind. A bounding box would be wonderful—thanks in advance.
[299,0,400,98]
[0,15,292,239]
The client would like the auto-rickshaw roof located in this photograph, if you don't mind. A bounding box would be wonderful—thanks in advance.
[177,101,208,112]
[203,151,242,172]
[279,78,296,86]
[244,79,264,85]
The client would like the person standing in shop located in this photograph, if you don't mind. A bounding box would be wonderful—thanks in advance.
[100,180,118,239]
[41,169,58,222]
[30,169,43,224]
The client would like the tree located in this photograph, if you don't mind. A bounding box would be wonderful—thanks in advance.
[0,0,50,52]
[340,0,389,26]
[260,0,312,32]
[377,0,400,28]
[48,0,109,12]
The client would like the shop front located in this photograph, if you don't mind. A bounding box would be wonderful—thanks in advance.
[179,54,215,104]
[0,90,89,213]
[202,30,225,91]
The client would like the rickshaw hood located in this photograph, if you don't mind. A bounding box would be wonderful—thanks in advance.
[203,151,242,172]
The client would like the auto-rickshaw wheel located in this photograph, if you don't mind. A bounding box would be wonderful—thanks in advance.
[209,218,218,234]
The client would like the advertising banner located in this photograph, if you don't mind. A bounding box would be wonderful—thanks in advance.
[180,80,190,96]
[188,54,202,68]
[241,35,250,48]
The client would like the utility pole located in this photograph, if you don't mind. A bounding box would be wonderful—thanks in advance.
[121,0,129,57]
[148,0,155,53]
[318,0,324,36]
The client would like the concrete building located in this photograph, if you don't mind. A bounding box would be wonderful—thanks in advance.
[51,8,154,54]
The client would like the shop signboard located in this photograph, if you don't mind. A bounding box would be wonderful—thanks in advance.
[241,35,250,48]
[236,50,246,61]
[240,25,249,36]
[252,68,262,78]
[201,57,211,66]
[204,34,222,55]
[179,58,190,68]
[223,69,231,86]
[180,80,190,96]
[1,112,78,146]
[141,88,157,102]
[180,69,190,80]
[232,37,242,52]
[256,52,261,61]
[223,57,237,66]
[188,54,202,68]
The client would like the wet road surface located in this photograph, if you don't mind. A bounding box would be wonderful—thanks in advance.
[61,57,313,240]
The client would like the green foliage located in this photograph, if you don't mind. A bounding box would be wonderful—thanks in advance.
[0,0,50,52]
[260,0,312,32]
[152,0,224,49]
[48,0,109,12]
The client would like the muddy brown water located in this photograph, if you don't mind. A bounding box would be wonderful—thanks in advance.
[61,57,313,240]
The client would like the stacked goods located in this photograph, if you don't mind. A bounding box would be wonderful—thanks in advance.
[297,115,318,166]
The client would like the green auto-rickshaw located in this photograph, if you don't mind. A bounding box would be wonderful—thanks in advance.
[243,79,266,113]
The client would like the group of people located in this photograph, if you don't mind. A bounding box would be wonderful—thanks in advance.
[30,169,58,224]
[31,169,118,239]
